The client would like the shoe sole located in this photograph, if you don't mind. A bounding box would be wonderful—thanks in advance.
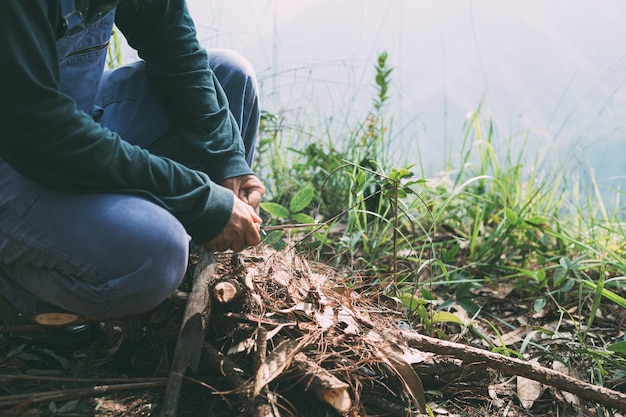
[32,313,83,326]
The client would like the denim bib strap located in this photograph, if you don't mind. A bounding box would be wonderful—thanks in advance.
[60,0,85,36]
[57,6,115,115]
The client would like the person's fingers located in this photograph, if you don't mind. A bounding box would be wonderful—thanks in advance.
[238,188,249,204]
[224,175,265,209]
[244,223,261,247]
[246,189,263,210]
[230,239,247,253]
[221,178,239,195]
[204,196,264,252]
[248,205,262,224]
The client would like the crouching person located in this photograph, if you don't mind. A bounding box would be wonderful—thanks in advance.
[0,0,265,332]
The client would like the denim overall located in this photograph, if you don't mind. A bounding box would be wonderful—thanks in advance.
[0,0,260,319]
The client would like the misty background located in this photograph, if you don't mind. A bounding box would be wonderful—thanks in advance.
[127,1,626,195]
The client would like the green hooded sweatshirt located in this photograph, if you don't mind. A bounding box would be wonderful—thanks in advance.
[0,0,254,244]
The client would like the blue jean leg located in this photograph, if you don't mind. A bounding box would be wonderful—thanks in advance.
[96,48,260,164]
[0,162,189,319]
[0,49,259,319]
[208,48,260,165]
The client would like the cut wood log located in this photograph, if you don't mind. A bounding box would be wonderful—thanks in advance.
[160,250,216,417]
[213,279,242,304]
[290,352,352,414]
[401,329,626,412]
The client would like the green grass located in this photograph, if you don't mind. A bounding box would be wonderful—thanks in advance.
[256,52,626,414]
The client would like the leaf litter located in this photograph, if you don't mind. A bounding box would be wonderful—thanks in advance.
[0,245,625,416]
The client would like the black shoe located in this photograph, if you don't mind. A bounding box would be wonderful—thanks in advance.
[10,323,98,351]
[0,296,96,350]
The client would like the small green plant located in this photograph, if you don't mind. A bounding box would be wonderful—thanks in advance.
[106,27,123,69]
[260,184,316,248]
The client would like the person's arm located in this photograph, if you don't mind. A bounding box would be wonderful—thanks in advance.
[0,0,233,244]
[114,0,254,185]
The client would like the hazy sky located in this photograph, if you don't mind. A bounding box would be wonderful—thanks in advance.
[178,1,626,180]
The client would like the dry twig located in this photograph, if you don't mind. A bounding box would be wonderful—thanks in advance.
[401,329,626,412]
[161,250,216,417]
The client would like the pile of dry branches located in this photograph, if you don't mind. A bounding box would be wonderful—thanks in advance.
[201,246,428,416]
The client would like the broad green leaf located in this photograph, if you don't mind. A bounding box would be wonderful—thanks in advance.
[291,212,316,224]
[260,202,290,219]
[559,257,572,270]
[607,341,626,355]
[398,292,427,311]
[430,311,464,325]
[552,267,568,287]
[353,170,366,193]
[406,178,427,187]
[416,304,429,320]
[533,269,546,282]
[420,288,436,301]
[313,232,330,244]
[561,278,575,292]
[289,187,315,213]
[533,297,546,313]
[505,208,519,224]
[262,230,283,245]
[458,298,480,315]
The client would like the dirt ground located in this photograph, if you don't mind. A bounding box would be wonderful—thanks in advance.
[1,246,625,417]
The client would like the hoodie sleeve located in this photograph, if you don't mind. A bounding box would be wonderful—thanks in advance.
[114,0,254,185]
[0,0,235,244]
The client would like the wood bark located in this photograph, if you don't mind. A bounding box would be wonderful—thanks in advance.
[160,250,216,417]
[290,353,352,413]
[401,329,626,411]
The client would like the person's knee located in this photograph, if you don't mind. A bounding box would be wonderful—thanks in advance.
[116,222,190,316]
[209,48,258,89]
[140,232,189,306]
[95,202,191,318]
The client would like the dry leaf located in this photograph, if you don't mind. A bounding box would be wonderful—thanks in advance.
[379,344,427,414]
[253,339,302,396]
[497,326,530,347]
[517,369,543,410]
[314,305,335,330]
[336,306,360,334]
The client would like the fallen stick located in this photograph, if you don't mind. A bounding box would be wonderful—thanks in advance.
[203,342,280,417]
[160,250,216,417]
[401,329,626,412]
[0,381,166,408]
[251,327,281,417]
[1,374,166,385]
[202,342,249,390]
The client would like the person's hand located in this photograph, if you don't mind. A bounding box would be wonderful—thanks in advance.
[221,175,265,213]
[203,195,262,252]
